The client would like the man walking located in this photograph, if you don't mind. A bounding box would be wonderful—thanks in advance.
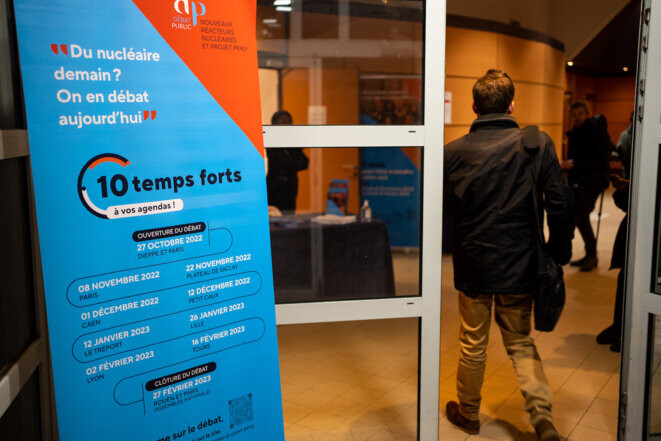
[444,70,573,441]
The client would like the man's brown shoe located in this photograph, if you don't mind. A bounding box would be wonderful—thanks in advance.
[445,401,479,434]
[534,419,561,441]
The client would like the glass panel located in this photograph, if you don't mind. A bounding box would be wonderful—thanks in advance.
[267,147,421,303]
[648,315,661,439]
[0,370,42,441]
[0,157,37,374]
[257,0,423,125]
[278,318,418,439]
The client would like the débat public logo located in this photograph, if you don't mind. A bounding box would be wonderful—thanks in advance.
[173,0,206,29]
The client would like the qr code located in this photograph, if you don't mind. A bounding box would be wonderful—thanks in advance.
[228,393,253,429]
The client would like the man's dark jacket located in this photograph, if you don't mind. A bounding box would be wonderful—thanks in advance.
[566,117,611,191]
[444,114,574,295]
[266,148,309,210]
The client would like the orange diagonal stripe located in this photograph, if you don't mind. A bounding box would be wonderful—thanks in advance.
[88,157,130,169]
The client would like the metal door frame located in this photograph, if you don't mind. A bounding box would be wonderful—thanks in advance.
[0,129,55,440]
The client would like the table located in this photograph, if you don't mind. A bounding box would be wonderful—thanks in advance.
[269,216,396,303]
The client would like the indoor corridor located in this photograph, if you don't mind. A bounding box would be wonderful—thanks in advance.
[278,189,625,441]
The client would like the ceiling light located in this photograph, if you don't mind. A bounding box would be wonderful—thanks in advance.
[273,0,291,6]
[623,66,629,72]
[275,5,292,11]
[262,18,277,24]
[567,61,574,67]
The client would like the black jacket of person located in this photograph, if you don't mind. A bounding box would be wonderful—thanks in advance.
[444,114,574,295]
[610,188,629,270]
[611,128,632,269]
[567,117,611,191]
[266,148,309,211]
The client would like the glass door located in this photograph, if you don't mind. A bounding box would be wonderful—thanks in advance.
[257,1,445,439]
[619,1,661,440]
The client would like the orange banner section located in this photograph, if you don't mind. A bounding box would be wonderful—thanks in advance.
[132,0,264,155]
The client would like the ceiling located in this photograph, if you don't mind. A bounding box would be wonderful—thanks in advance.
[256,0,641,77]
[568,0,641,77]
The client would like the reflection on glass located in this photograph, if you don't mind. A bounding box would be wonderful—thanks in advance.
[0,372,43,441]
[257,0,423,125]
[360,76,421,125]
[267,147,422,303]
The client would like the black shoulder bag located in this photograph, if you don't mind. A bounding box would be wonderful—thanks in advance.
[522,126,566,332]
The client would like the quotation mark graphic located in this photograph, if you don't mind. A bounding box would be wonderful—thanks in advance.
[50,44,69,55]
[143,111,158,121]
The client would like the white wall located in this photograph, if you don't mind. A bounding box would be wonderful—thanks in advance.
[259,68,280,125]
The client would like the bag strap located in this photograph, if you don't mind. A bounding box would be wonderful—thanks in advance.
[521,126,547,261]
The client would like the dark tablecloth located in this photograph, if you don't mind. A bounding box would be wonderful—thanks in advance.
[269,217,395,303]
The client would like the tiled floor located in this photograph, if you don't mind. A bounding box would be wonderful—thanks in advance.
[277,189,625,440]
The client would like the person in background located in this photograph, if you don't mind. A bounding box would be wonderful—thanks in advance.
[562,101,612,272]
[266,111,309,213]
[614,111,634,178]
[596,111,634,352]
[444,69,573,441]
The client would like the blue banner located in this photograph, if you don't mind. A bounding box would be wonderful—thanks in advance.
[14,1,284,440]
[360,148,421,247]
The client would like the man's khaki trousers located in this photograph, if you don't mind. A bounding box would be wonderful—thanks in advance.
[457,292,553,425]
